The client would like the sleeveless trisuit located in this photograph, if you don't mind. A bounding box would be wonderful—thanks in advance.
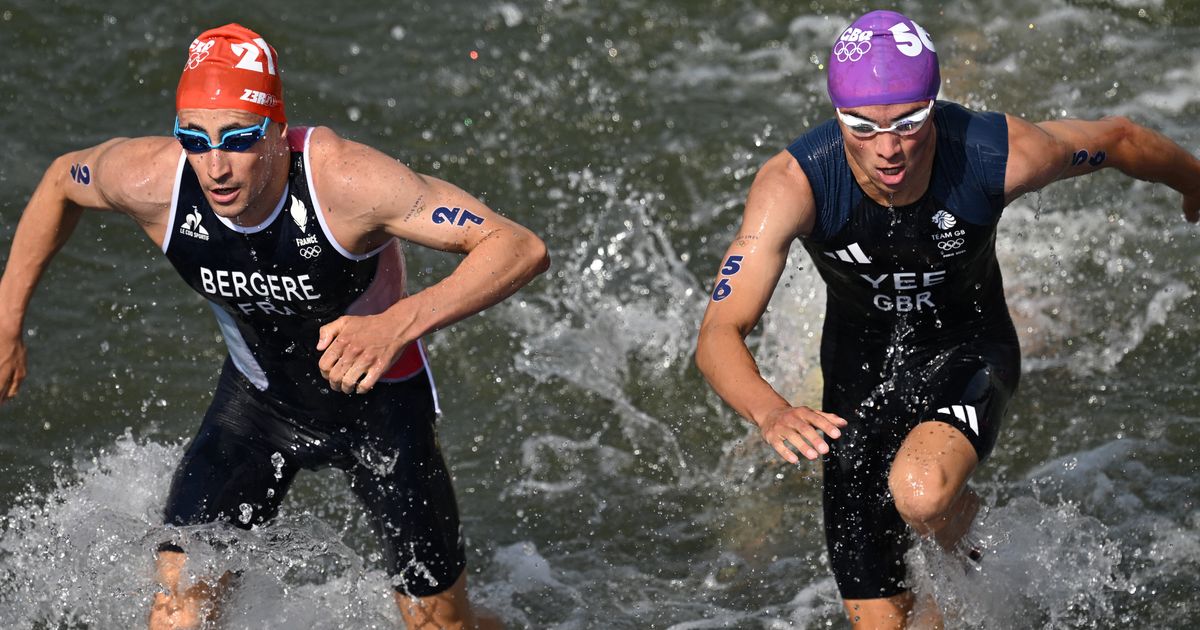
[159,127,463,597]
[787,102,1020,599]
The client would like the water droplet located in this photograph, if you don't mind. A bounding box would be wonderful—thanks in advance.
[271,452,285,481]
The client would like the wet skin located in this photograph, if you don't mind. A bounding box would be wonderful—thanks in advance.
[175,108,291,226]
[837,100,938,207]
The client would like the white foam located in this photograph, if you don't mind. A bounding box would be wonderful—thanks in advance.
[907,496,1129,629]
[0,433,406,629]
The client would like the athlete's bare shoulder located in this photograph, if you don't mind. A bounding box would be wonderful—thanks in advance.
[303,125,424,225]
[745,149,817,240]
[81,136,181,223]
[303,125,405,178]
[301,125,364,165]
[756,149,813,188]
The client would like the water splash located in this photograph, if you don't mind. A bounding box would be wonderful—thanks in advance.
[0,434,174,628]
[906,496,1129,629]
[0,433,408,629]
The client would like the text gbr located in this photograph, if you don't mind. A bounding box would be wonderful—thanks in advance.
[861,270,945,312]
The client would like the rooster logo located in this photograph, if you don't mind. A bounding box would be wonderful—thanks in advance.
[184,208,208,236]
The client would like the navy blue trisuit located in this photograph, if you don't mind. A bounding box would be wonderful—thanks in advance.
[158,127,463,597]
[786,102,1020,599]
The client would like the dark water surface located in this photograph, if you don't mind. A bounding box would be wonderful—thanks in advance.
[1,0,1197,628]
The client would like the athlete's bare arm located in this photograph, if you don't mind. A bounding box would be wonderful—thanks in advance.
[695,150,847,464]
[1005,114,1200,220]
[305,127,551,394]
[0,137,178,403]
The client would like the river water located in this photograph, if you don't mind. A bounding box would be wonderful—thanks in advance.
[0,0,1197,628]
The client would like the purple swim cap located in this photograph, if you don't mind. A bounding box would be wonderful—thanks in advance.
[827,10,940,109]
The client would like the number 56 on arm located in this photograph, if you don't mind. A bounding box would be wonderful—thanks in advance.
[695,151,847,463]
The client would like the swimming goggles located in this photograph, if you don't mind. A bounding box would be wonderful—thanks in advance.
[173,116,271,153]
[836,101,935,139]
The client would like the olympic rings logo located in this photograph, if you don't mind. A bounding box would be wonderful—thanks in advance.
[937,239,965,251]
[186,39,215,70]
[834,40,872,63]
[299,245,323,259]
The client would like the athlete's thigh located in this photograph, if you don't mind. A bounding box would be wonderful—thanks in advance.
[821,430,912,599]
[819,334,914,599]
[163,369,301,529]
[919,339,1019,463]
[342,377,466,597]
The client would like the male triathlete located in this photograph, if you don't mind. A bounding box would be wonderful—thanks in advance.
[0,24,548,630]
[696,10,1200,629]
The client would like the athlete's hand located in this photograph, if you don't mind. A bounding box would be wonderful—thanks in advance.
[0,334,28,405]
[316,313,408,395]
[757,405,847,463]
[1183,189,1200,223]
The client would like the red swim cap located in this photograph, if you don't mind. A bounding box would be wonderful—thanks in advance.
[176,23,287,123]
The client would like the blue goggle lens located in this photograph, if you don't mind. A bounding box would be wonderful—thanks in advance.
[173,117,270,153]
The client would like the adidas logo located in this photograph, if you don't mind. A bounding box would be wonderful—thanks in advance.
[938,404,979,435]
[824,242,872,264]
[180,207,210,241]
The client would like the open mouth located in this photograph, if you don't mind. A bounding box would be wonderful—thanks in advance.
[209,186,240,204]
[878,165,906,186]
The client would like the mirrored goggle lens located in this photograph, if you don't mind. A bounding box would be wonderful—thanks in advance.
[173,118,269,153]
[843,116,927,137]
[175,132,212,153]
[838,103,933,138]
[217,129,265,152]
[844,123,881,137]
[885,115,927,136]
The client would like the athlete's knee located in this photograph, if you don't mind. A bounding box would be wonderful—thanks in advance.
[150,550,229,630]
[149,591,202,630]
[842,593,914,630]
[888,459,957,526]
[394,570,501,630]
